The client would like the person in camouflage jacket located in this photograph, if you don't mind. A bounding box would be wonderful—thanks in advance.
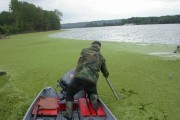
[63,41,109,120]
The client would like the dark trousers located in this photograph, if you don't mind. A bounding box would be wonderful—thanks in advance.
[66,78,97,101]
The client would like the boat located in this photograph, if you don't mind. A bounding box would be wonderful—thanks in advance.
[23,70,117,120]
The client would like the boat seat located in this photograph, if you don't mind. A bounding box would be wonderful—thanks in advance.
[32,97,59,116]
[78,98,106,117]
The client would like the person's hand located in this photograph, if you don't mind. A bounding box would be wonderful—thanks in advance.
[70,74,74,78]
[104,72,109,78]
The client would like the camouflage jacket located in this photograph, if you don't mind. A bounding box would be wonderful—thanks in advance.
[74,47,109,84]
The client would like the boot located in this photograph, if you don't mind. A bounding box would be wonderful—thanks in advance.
[90,94,99,111]
[63,101,73,120]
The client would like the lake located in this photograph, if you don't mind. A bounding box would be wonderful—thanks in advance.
[50,24,180,45]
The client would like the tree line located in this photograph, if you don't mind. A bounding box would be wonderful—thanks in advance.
[121,15,180,25]
[0,0,62,35]
[85,15,180,28]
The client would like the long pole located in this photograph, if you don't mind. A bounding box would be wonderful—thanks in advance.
[105,77,119,100]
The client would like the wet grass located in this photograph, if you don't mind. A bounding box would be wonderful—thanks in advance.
[0,31,180,120]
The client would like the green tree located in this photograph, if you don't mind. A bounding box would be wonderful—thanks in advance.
[0,11,14,35]
[9,0,62,33]
[0,11,13,26]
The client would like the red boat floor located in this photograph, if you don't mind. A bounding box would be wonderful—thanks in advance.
[59,102,78,111]
[78,98,106,117]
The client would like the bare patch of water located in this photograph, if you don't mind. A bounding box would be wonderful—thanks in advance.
[148,52,180,59]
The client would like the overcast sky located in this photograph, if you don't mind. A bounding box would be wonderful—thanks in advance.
[0,0,180,23]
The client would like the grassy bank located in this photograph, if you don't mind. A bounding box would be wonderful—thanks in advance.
[0,31,179,120]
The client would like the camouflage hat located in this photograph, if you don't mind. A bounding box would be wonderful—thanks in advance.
[91,41,101,47]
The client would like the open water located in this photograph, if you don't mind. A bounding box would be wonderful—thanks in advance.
[50,24,180,45]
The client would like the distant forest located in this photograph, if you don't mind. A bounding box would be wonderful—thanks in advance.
[62,15,180,29]
[0,0,62,35]
[121,15,180,25]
